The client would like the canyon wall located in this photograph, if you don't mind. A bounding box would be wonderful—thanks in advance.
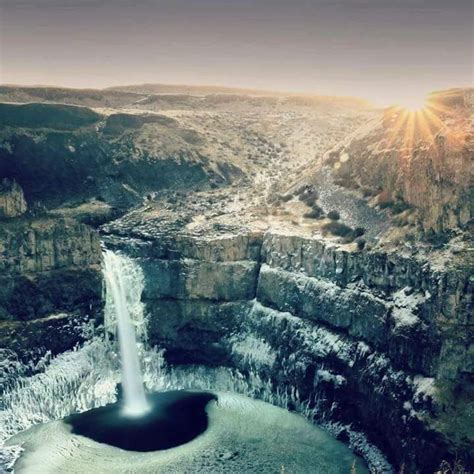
[0,216,103,360]
[0,102,248,210]
[323,88,473,234]
[0,179,27,219]
[105,230,472,472]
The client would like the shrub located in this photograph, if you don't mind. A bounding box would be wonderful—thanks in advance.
[342,235,355,244]
[393,214,408,227]
[392,200,410,214]
[298,186,319,204]
[327,210,340,220]
[295,184,310,195]
[361,187,374,197]
[356,238,366,250]
[376,190,393,209]
[353,227,365,237]
[334,177,359,189]
[303,205,324,219]
[378,200,394,209]
[322,221,353,237]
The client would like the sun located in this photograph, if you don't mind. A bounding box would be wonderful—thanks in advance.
[381,92,453,151]
[395,95,428,113]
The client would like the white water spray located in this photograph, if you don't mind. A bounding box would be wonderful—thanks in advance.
[102,249,149,417]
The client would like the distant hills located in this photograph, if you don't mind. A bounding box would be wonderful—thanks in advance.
[0,84,371,109]
[0,85,146,109]
[106,83,282,96]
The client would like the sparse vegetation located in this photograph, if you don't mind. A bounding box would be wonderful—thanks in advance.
[322,221,353,237]
[361,187,374,197]
[391,200,410,214]
[298,186,319,204]
[303,204,324,219]
[355,238,366,250]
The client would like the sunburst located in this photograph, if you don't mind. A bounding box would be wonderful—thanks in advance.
[395,96,428,113]
[381,94,456,153]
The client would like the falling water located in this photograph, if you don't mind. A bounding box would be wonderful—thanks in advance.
[102,249,150,417]
[0,253,390,473]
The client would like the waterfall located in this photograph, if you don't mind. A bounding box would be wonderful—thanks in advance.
[102,249,150,417]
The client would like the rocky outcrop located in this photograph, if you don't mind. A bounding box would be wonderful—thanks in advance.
[0,217,100,276]
[0,217,103,360]
[322,88,473,234]
[0,178,26,219]
[104,228,473,472]
[259,233,472,381]
[0,102,244,210]
[1,312,95,361]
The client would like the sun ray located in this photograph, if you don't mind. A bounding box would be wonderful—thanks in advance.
[380,91,458,157]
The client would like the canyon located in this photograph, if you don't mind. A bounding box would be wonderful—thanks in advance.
[0,85,472,473]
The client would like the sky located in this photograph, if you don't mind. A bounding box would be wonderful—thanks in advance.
[0,0,472,105]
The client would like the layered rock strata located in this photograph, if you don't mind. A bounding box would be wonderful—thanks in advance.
[0,217,103,359]
[0,178,27,219]
[104,230,473,472]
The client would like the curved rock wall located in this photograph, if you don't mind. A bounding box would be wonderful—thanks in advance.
[106,230,472,471]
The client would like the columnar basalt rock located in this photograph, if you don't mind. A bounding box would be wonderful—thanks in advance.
[105,228,472,472]
[141,258,259,301]
[261,233,473,380]
[0,217,103,360]
[0,217,101,275]
[0,178,27,219]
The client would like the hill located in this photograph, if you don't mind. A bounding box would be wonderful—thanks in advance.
[0,102,101,130]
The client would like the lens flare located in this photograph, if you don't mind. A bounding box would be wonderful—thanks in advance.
[395,95,428,112]
[381,93,457,152]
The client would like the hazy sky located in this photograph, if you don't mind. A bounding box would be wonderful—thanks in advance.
[0,0,472,104]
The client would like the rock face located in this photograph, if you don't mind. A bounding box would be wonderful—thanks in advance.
[0,178,27,219]
[104,228,473,472]
[0,217,103,359]
[323,88,473,234]
[0,102,242,210]
[0,90,374,213]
